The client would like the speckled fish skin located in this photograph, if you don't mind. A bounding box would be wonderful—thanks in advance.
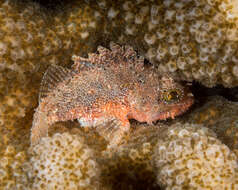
[31,43,194,146]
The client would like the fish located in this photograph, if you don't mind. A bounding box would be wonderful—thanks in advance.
[31,43,194,147]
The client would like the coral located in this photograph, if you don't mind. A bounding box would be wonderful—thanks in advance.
[99,124,162,190]
[0,0,238,189]
[0,145,30,190]
[58,0,238,87]
[0,0,78,156]
[0,0,63,73]
[153,123,238,189]
[26,120,238,189]
[183,96,238,156]
[0,0,54,153]
[98,123,238,189]
[29,132,101,190]
[1,0,238,152]
[0,0,109,154]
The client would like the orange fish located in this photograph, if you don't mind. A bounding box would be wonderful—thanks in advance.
[31,43,194,147]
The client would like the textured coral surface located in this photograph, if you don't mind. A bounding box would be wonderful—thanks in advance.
[0,1,81,188]
[29,132,101,190]
[183,96,238,157]
[0,146,29,190]
[153,123,238,189]
[22,0,238,87]
[57,0,238,87]
[99,123,238,189]
[0,0,238,189]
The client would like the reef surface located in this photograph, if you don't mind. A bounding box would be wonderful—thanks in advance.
[0,0,238,189]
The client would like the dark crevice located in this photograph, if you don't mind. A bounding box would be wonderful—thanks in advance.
[191,81,238,102]
[27,0,73,9]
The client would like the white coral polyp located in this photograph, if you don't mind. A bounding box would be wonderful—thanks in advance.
[153,123,238,189]
[29,132,100,190]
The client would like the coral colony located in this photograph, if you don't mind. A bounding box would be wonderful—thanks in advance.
[1,0,238,189]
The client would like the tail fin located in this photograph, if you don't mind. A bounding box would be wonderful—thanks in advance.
[31,106,49,146]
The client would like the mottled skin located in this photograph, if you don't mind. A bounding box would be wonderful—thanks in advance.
[31,43,194,146]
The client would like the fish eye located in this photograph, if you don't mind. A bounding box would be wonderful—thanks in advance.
[161,89,182,103]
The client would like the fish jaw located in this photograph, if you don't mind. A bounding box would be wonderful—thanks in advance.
[151,97,194,121]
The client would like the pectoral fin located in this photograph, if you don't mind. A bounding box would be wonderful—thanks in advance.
[95,118,130,149]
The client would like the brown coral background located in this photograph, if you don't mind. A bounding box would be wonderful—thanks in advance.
[0,0,238,189]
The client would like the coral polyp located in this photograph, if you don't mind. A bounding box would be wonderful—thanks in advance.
[60,0,238,87]
[0,0,238,189]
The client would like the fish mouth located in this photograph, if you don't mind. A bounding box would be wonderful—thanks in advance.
[153,97,194,121]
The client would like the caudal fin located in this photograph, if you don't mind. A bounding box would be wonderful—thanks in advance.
[31,106,49,146]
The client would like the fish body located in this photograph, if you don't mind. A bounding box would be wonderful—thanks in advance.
[31,43,194,146]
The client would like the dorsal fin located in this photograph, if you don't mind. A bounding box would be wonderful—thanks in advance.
[39,64,73,102]
[71,55,96,71]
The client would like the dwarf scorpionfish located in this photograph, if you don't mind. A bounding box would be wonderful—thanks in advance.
[31,43,194,146]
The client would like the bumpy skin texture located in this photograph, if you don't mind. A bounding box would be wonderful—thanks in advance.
[31,44,194,146]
